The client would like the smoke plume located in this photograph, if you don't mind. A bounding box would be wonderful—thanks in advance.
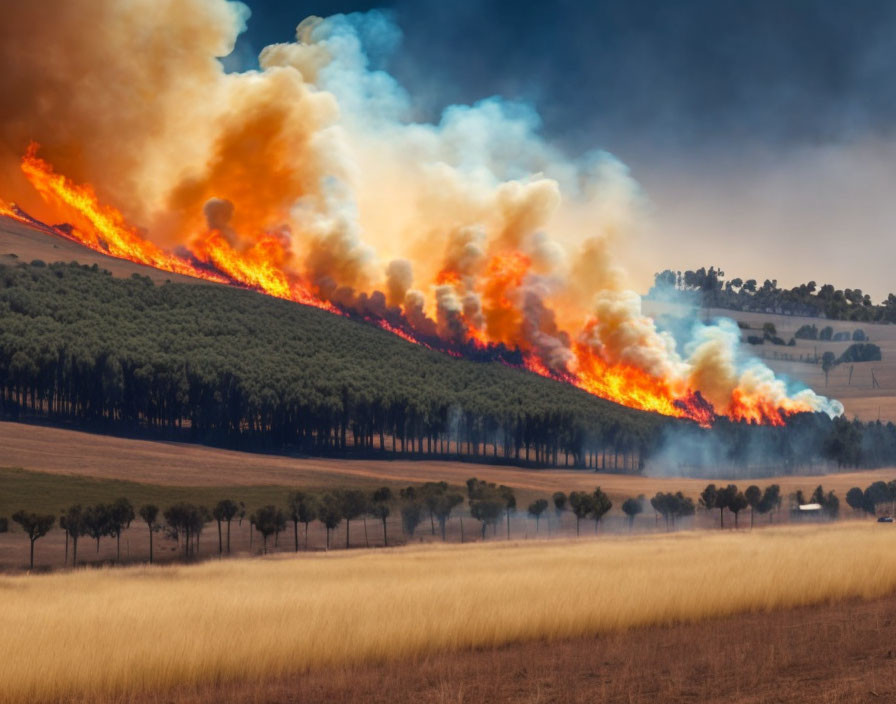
[0,1,842,423]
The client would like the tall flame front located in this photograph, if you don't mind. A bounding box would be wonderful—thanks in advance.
[3,145,823,427]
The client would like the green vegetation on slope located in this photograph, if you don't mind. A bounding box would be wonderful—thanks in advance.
[0,260,668,467]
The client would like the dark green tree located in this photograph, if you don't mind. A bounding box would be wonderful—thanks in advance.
[212,499,239,555]
[12,510,55,569]
[138,504,159,564]
[288,492,318,551]
[527,498,548,534]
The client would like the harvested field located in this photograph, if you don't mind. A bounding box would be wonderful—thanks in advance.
[2,523,896,703]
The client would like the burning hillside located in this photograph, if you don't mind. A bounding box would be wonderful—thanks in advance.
[0,2,841,426]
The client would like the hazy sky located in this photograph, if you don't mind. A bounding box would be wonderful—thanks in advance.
[232,0,896,299]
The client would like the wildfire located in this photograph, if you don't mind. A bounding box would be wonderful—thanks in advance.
[3,145,821,428]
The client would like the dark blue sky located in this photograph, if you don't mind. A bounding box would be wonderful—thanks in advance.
[233,0,896,162]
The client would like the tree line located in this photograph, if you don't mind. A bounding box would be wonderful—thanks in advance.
[650,266,896,322]
[5,476,892,570]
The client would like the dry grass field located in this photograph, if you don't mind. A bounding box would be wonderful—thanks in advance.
[2,523,896,703]
[137,594,896,704]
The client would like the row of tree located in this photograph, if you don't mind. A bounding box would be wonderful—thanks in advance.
[8,477,889,570]
[649,267,896,322]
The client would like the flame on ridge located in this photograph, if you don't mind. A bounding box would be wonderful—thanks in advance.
[4,145,822,428]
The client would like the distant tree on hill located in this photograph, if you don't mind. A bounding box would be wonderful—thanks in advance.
[838,343,881,364]
[12,510,55,569]
[287,492,318,551]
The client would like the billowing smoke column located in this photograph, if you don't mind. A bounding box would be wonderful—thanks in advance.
[0,1,842,425]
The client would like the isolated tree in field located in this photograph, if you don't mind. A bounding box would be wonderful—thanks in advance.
[621,498,642,530]
[400,500,423,538]
[318,494,342,549]
[83,504,112,555]
[370,487,393,546]
[499,485,516,539]
[727,490,748,528]
[138,504,159,564]
[845,487,865,514]
[335,489,368,549]
[288,492,318,551]
[527,499,548,534]
[433,492,464,541]
[212,499,239,555]
[744,485,761,528]
[569,491,594,536]
[591,488,612,532]
[109,497,135,562]
[469,498,503,539]
[12,511,55,570]
[251,505,285,554]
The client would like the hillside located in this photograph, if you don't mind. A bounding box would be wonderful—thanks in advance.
[0,254,667,467]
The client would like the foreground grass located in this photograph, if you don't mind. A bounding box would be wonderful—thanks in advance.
[2,523,896,702]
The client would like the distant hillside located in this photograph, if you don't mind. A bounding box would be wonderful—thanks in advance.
[0,259,669,468]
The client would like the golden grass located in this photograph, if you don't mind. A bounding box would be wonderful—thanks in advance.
[2,523,896,702]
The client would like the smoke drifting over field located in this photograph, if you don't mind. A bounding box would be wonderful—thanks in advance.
[0,1,842,424]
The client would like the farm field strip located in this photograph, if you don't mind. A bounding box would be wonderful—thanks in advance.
[1,421,893,502]
[2,523,896,702]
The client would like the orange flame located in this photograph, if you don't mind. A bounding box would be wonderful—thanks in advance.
[7,145,820,427]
